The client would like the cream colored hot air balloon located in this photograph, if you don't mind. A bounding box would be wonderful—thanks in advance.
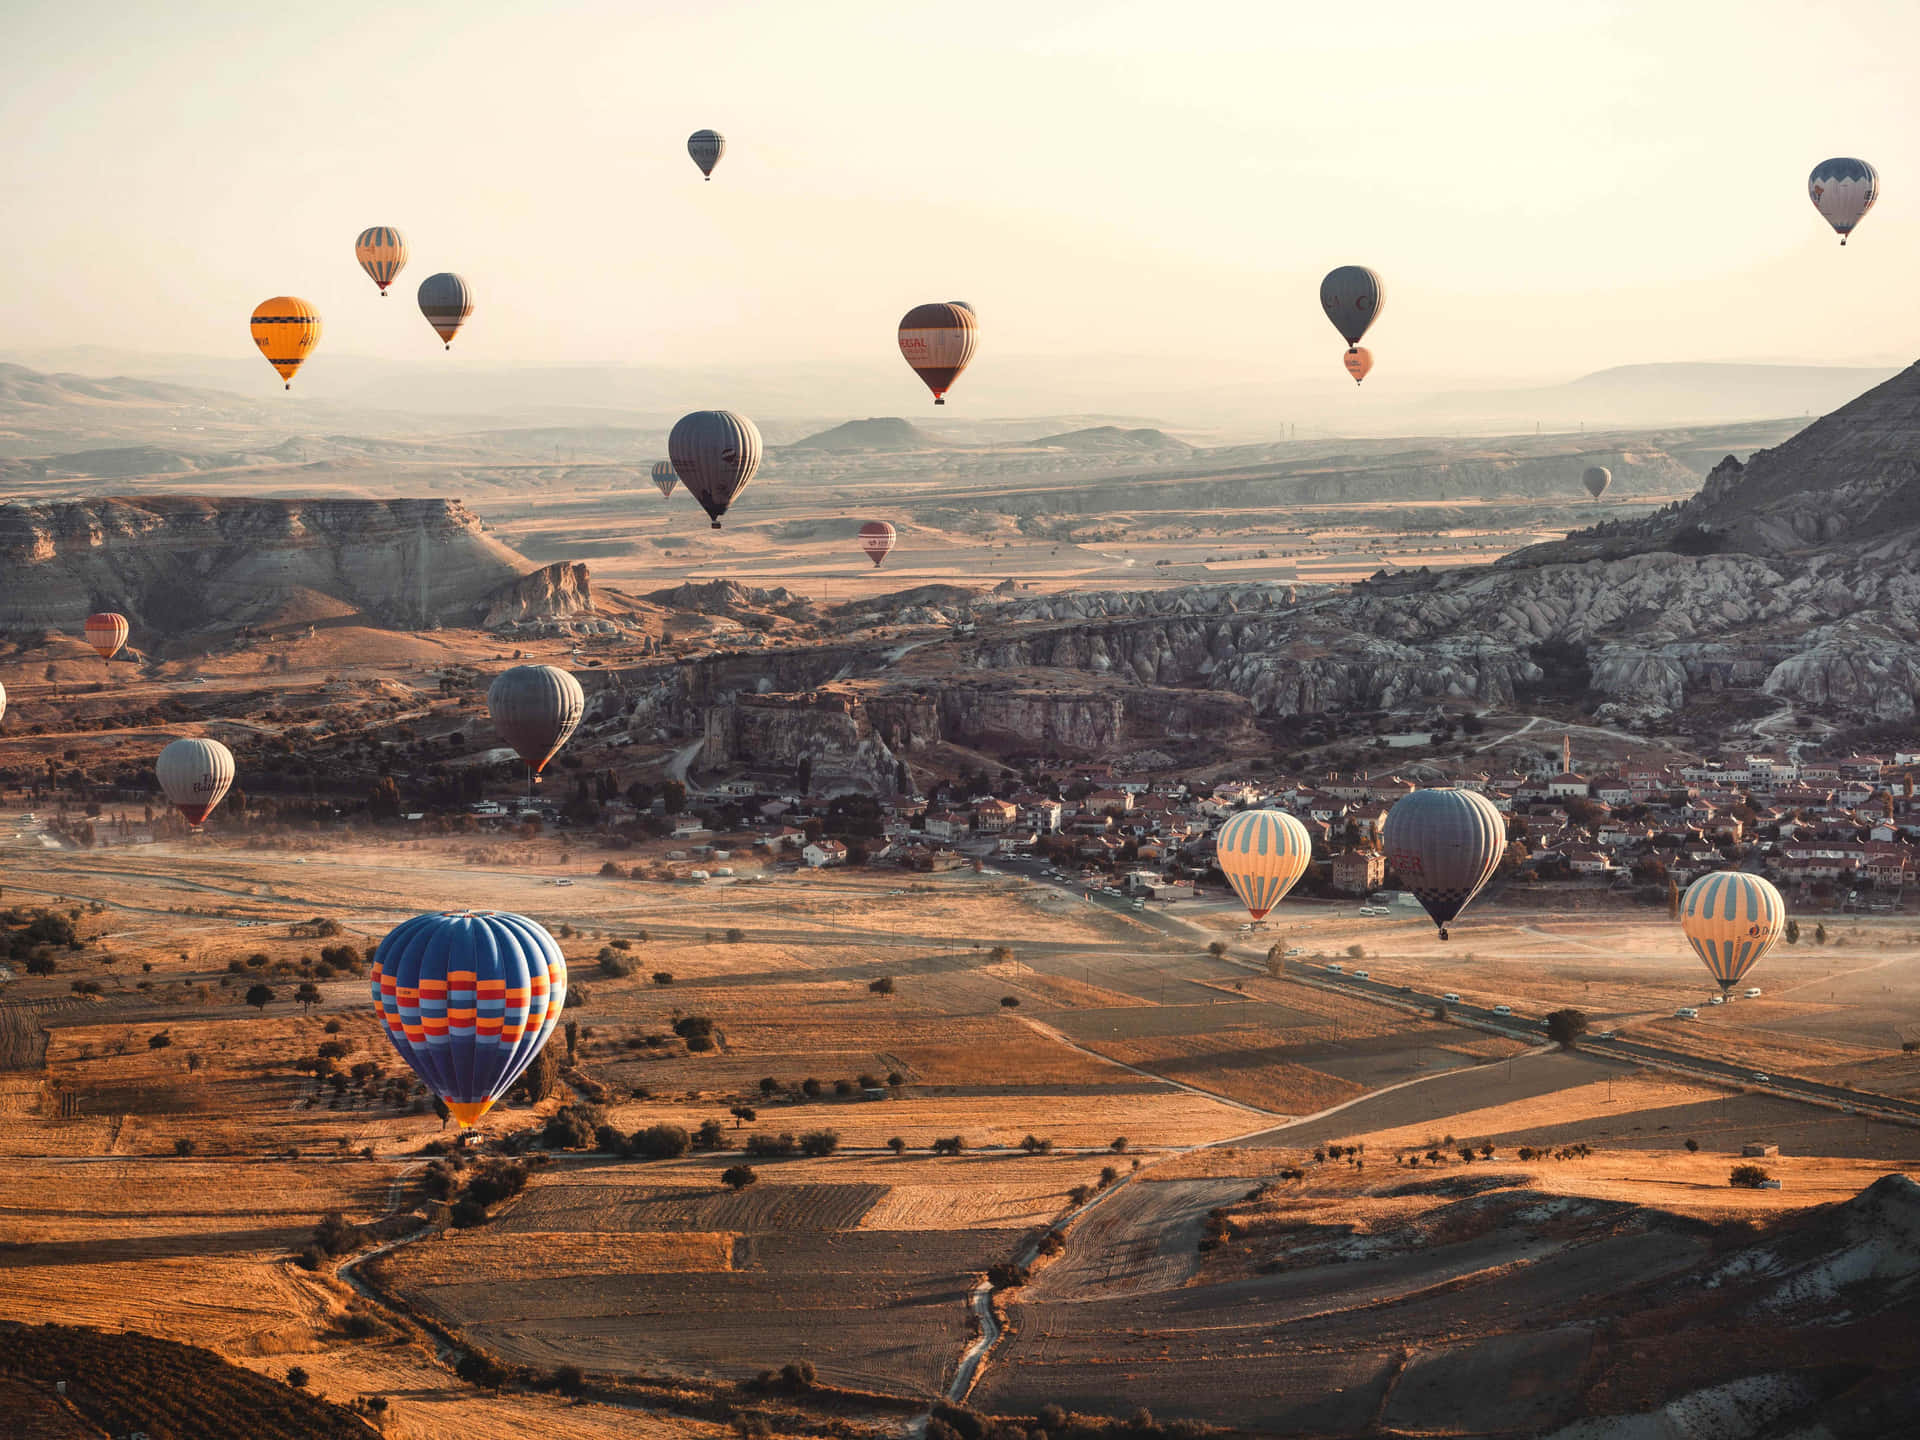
[1214,809,1313,922]
[1343,347,1374,385]
[898,303,977,405]
[1679,871,1785,995]
[1808,158,1877,245]
[157,737,235,830]
[84,613,129,662]
[250,297,321,389]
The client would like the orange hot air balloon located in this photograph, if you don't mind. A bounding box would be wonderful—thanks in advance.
[250,297,322,389]
[859,521,896,567]
[84,613,129,661]
[1343,347,1373,385]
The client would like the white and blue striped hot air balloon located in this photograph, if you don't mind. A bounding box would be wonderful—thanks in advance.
[1808,158,1878,245]
[1214,809,1313,922]
[1383,788,1506,940]
[1679,871,1786,994]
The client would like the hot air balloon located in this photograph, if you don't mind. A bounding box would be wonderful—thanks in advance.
[859,521,897,568]
[1320,266,1384,348]
[689,129,725,179]
[898,302,977,405]
[250,297,321,389]
[950,301,976,319]
[1679,872,1785,995]
[0,679,7,728]
[668,410,762,528]
[1808,158,1878,245]
[371,909,567,1128]
[1382,788,1505,940]
[1214,809,1313,922]
[417,272,474,349]
[84,613,129,662]
[1343,347,1374,385]
[1582,465,1611,500]
[354,226,408,295]
[651,460,678,500]
[487,665,584,784]
[157,737,235,830]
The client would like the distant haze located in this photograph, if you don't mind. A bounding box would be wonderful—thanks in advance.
[5,1,1920,432]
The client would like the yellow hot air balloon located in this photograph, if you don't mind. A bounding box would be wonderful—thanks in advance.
[250,297,321,389]
[1214,809,1313,922]
[1343,347,1373,385]
[1679,871,1786,994]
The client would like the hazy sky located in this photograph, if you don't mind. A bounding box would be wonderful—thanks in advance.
[5,0,1920,411]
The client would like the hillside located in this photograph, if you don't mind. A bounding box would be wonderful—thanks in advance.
[783,416,953,451]
[1028,425,1192,452]
[0,496,555,637]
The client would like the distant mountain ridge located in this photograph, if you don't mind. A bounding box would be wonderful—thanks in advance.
[782,417,954,452]
[1028,425,1191,452]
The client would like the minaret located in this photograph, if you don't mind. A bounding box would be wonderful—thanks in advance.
[1563,735,1573,775]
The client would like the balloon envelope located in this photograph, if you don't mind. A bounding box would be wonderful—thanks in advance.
[1382,788,1505,936]
[157,737,235,829]
[651,460,678,499]
[354,226,408,293]
[84,613,129,660]
[1582,465,1611,499]
[418,272,474,348]
[898,302,978,404]
[1808,157,1877,243]
[0,679,7,727]
[689,129,725,178]
[859,521,896,567]
[669,410,763,528]
[1343,347,1374,385]
[1320,266,1384,347]
[1214,809,1313,921]
[1680,872,1785,992]
[250,297,321,388]
[487,665,584,774]
[371,909,567,1127]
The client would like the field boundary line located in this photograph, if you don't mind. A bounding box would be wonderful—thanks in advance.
[1010,1015,1286,1117]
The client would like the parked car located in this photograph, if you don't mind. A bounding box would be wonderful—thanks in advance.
[1709,994,1724,1005]
[1744,987,1763,999]
[1674,1007,1699,1019]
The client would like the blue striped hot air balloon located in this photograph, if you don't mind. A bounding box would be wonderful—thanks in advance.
[1382,788,1506,940]
[371,911,568,1127]
[1679,871,1785,994]
[1214,809,1312,922]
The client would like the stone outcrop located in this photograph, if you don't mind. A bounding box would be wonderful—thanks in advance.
[699,688,902,795]
[481,561,592,628]
[0,495,534,635]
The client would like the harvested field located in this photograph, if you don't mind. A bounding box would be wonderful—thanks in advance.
[493,1178,889,1234]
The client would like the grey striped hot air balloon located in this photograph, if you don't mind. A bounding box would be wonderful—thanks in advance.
[668,410,762,528]
[1320,266,1384,349]
[487,665,584,784]
[417,272,474,350]
[688,129,725,179]
[1382,787,1505,940]
[1582,465,1611,500]
[651,460,678,500]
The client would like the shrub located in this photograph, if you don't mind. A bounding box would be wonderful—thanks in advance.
[1110,1136,1128,1153]
[722,1164,758,1191]
[173,1138,197,1157]
[759,1076,780,1096]
[685,1032,716,1053]
[726,928,745,943]
[541,1104,603,1150]
[286,1365,309,1389]
[632,1123,692,1160]
[745,1132,799,1158]
[694,1119,731,1151]
[456,1351,507,1388]
[1207,941,1227,958]
[597,949,632,978]
[931,1135,965,1156]
[651,971,675,986]
[781,1359,817,1390]
[869,976,896,996]
[799,1129,840,1157]
[1685,1138,1700,1153]
[552,1364,585,1395]
[833,1078,856,1097]
[801,1078,822,1098]
[1545,1008,1589,1049]
[1729,1164,1772,1189]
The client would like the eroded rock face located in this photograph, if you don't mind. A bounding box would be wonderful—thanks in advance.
[700,690,902,795]
[482,561,592,628]
[0,495,532,633]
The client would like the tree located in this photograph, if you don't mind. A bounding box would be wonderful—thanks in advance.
[286,1365,310,1389]
[1684,1138,1699,1152]
[869,976,896,997]
[759,1076,780,1097]
[1110,1136,1129,1153]
[722,1164,758,1191]
[652,971,675,986]
[731,1105,758,1127]
[1729,1164,1772,1189]
[661,780,686,814]
[1785,918,1801,945]
[989,945,1013,964]
[513,1042,560,1104]
[1545,1009,1589,1049]
[799,1129,840,1156]
[887,1136,907,1155]
[1814,923,1828,945]
[565,1018,579,1063]
[631,1123,691,1159]
[1000,995,1020,1008]
[148,1031,172,1051]
[1266,942,1285,979]
[294,982,322,1015]
[245,983,276,1011]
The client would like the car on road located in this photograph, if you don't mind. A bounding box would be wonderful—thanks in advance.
[1397,984,1414,993]
[1492,1004,1513,1016]
[1326,962,1343,973]
[553,878,573,886]
[1751,1072,1771,1083]
[1357,906,1378,916]
[1674,1007,1699,1019]
[1593,1029,1616,1039]
[1352,970,1370,980]
[1443,993,1461,1003]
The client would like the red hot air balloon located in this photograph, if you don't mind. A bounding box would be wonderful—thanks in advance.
[859,521,896,567]
[897,302,977,405]
[84,613,130,662]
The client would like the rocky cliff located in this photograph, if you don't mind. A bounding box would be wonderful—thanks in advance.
[0,495,544,635]
[481,560,593,628]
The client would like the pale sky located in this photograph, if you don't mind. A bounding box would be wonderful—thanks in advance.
[4,0,1920,412]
